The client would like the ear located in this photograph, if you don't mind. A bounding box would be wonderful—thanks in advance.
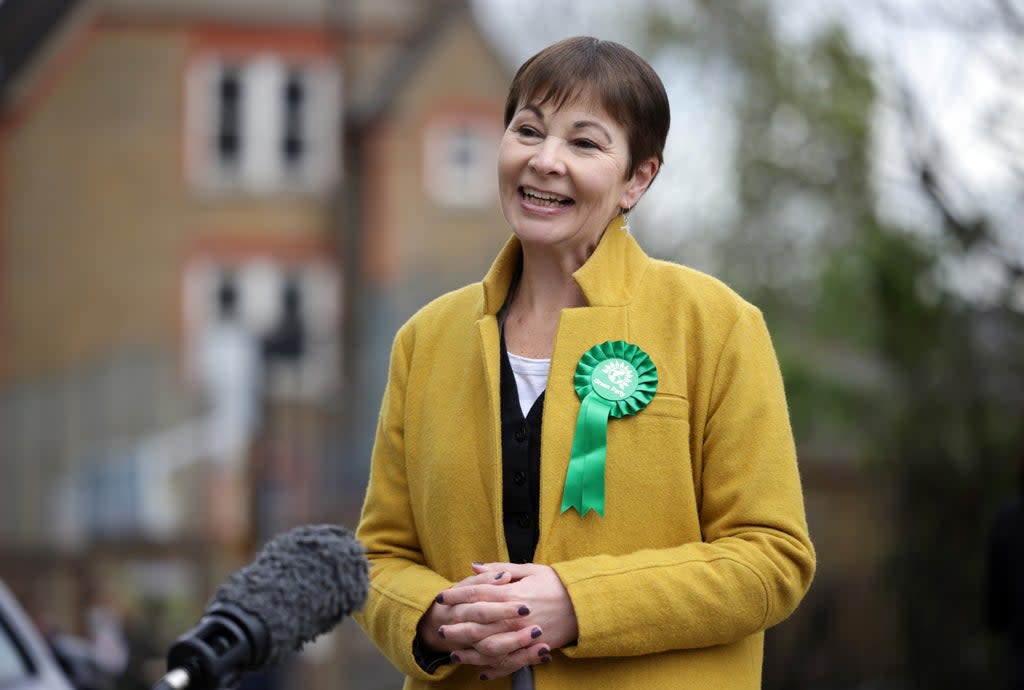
[619,157,660,211]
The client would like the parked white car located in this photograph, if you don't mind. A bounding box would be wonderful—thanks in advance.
[0,579,74,690]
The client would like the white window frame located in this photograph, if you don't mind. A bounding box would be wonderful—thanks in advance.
[186,54,341,195]
[422,115,501,209]
[183,256,341,401]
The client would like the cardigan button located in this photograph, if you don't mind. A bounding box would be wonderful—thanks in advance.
[514,425,527,442]
[517,513,531,528]
[512,471,527,485]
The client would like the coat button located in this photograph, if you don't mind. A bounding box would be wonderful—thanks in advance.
[514,425,527,442]
[517,513,531,528]
[513,471,527,485]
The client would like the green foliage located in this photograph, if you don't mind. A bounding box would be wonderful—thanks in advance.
[636,1,1024,687]
[775,343,880,449]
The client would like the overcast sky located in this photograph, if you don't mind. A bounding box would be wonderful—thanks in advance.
[471,0,1022,303]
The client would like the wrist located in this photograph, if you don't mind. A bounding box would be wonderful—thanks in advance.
[416,603,449,653]
[412,618,453,674]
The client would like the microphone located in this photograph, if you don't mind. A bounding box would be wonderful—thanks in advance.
[152,524,368,690]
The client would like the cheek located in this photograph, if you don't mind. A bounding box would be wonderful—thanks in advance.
[581,164,629,203]
[496,143,518,189]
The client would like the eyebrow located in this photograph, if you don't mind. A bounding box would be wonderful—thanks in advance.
[573,119,613,143]
[517,105,614,143]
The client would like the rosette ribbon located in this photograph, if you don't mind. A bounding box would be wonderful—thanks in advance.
[561,340,658,517]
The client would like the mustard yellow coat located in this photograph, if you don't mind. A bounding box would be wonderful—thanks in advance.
[355,216,816,689]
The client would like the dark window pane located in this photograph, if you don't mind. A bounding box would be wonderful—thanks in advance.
[282,70,306,166]
[217,65,243,166]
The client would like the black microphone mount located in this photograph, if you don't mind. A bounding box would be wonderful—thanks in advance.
[154,604,268,690]
[150,523,368,690]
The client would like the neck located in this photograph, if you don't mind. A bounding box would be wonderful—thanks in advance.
[514,252,587,314]
[502,233,598,359]
[514,216,611,312]
[503,278,567,359]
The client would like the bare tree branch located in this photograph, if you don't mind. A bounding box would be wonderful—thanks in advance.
[873,0,1021,33]
[866,0,1024,309]
[993,0,1024,33]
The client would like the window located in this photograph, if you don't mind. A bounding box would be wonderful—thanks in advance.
[187,55,341,194]
[215,64,243,170]
[282,69,307,168]
[183,256,341,401]
[423,115,501,208]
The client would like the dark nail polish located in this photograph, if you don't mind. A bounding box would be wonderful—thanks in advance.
[479,673,489,681]
[538,646,551,657]
[450,653,461,663]
[435,593,445,604]
[437,627,446,639]
[494,571,506,580]
[531,627,542,639]
[518,605,530,616]
[541,656,552,663]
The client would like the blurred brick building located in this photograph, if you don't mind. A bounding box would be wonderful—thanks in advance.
[0,0,509,687]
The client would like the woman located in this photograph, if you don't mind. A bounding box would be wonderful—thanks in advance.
[355,36,815,689]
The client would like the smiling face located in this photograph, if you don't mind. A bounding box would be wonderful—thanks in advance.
[497,95,657,257]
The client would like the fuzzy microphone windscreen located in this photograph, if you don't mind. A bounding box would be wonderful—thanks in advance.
[210,524,369,664]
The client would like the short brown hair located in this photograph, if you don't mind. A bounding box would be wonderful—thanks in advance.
[503,36,670,180]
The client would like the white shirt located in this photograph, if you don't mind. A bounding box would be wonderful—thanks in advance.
[507,352,551,416]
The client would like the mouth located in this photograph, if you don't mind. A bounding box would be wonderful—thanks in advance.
[519,186,574,208]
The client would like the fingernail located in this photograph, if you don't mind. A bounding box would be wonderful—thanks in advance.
[437,627,446,639]
[479,673,489,681]
[471,561,483,567]
[435,593,445,604]
[541,655,552,663]
[538,646,551,657]
[518,605,530,616]
[450,653,461,663]
[530,627,542,639]
[494,571,506,580]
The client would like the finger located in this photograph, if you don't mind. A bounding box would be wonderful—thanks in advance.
[453,569,513,588]
[472,562,539,581]
[448,601,532,626]
[473,624,544,658]
[439,613,533,648]
[470,561,497,575]
[439,621,513,648]
[436,582,517,606]
[446,647,503,669]
[478,643,553,680]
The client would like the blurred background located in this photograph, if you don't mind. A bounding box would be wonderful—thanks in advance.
[0,0,1021,688]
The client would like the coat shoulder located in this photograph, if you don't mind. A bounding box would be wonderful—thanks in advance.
[641,258,762,329]
[394,282,484,349]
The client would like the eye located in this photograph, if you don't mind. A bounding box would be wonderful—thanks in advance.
[573,138,599,150]
[515,125,541,138]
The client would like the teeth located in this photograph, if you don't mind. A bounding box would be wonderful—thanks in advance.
[522,187,571,204]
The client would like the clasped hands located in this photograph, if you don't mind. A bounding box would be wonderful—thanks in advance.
[417,562,579,680]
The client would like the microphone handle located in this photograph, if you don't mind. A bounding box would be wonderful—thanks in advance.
[152,668,191,690]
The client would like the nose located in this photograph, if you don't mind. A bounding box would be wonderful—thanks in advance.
[528,137,566,175]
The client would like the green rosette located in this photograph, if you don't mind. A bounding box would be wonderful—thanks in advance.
[561,340,658,517]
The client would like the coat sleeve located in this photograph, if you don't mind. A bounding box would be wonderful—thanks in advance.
[353,325,459,681]
[553,304,816,658]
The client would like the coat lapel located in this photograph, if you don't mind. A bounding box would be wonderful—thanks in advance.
[538,305,629,549]
[476,214,653,560]
[475,236,521,559]
[541,215,652,553]
[476,313,506,558]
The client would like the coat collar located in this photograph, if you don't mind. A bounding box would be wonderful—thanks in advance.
[479,214,651,315]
